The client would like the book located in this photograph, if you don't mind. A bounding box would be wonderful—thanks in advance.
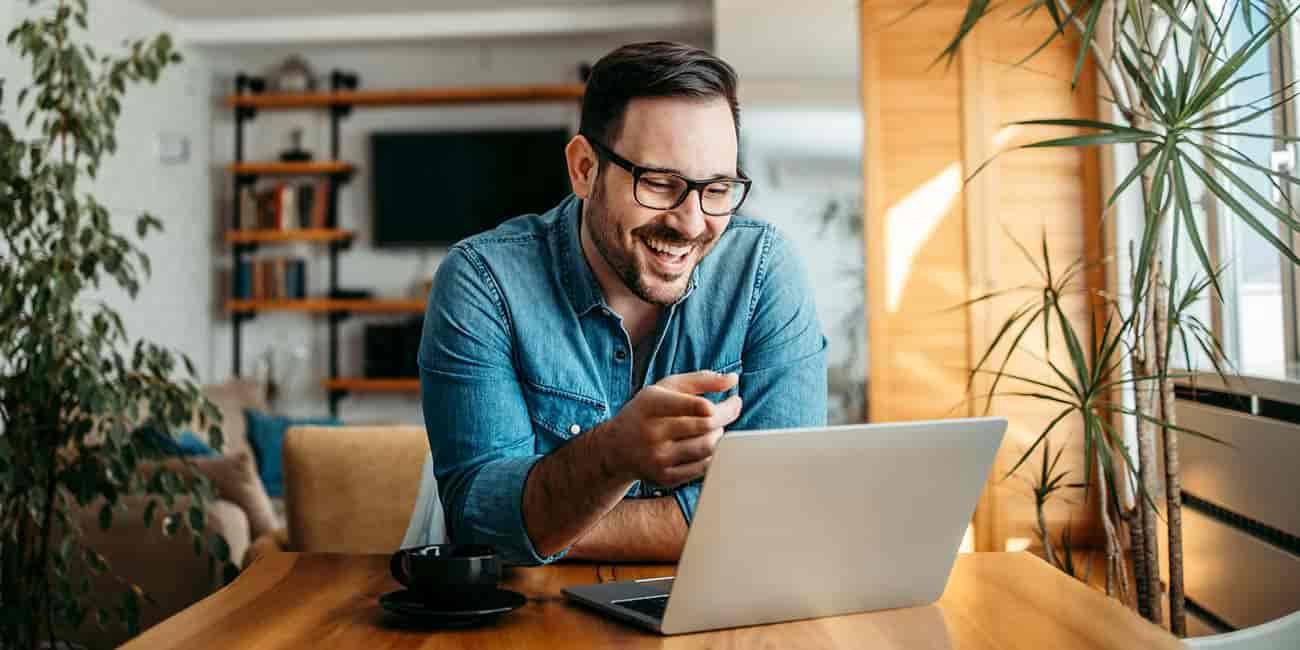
[311,179,331,228]
[237,187,259,230]
[296,183,314,229]
[251,258,265,299]
[233,259,252,298]
[256,188,277,229]
[277,184,292,230]
[285,258,306,299]
[293,258,306,297]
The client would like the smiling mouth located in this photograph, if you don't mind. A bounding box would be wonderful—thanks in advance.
[639,235,694,267]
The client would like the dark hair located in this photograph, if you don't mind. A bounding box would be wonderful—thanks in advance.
[579,41,740,149]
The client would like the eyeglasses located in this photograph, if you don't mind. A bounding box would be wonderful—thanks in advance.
[583,135,751,217]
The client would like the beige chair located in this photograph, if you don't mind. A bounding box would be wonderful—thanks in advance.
[247,425,432,561]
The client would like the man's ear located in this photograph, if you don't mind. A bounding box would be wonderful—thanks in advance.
[565,134,598,200]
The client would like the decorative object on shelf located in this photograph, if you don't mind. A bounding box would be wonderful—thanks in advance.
[267,54,317,93]
[234,72,266,95]
[251,344,311,408]
[279,127,314,162]
[330,68,360,92]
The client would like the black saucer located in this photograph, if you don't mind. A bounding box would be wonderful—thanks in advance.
[378,588,526,628]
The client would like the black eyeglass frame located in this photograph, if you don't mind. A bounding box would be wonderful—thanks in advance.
[582,134,752,216]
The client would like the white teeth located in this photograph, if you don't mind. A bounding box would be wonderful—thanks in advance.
[643,237,691,257]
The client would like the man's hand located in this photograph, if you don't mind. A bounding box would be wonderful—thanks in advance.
[595,370,743,488]
[521,370,742,558]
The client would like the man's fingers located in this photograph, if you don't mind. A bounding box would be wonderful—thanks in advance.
[643,386,715,418]
[666,429,723,466]
[709,394,742,429]
[663,394,743,440]
[659,456,712,487]
[656,370,739,396]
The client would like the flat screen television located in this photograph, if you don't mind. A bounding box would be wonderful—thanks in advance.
[370,128,572,247]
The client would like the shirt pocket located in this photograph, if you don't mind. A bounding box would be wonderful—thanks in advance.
[521,381,608,449]
[700,359,743,404]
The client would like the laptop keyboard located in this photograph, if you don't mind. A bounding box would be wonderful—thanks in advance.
[616,595,669,621]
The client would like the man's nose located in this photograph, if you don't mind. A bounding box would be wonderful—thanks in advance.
[664,188,708,241]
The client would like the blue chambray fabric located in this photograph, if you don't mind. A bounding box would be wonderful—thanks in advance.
[418,194,827,565]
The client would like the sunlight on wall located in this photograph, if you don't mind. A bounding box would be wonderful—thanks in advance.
[885,163,963,313]
[1005,537,1033,552]
[883,127,1023,313]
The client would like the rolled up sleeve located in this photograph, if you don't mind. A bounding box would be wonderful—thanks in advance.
[674,227,829,524]
[419,246,567,565]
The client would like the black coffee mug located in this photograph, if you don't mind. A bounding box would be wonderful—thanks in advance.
[390,544,500,603]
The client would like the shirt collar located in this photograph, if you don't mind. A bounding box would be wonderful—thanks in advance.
[556,195,699,318]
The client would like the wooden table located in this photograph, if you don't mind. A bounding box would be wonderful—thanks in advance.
[125,552,1185,649]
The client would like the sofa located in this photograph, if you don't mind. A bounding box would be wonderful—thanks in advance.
[59,380,283,649]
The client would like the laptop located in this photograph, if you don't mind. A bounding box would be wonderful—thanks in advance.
[562,416,1007,635]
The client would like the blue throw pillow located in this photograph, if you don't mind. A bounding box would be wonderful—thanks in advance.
[244,408,342,497]
[142,427,219,457]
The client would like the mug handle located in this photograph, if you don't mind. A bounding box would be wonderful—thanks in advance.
[390,551,409,587]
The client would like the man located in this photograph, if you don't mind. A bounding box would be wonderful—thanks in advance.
[419,41,826,565]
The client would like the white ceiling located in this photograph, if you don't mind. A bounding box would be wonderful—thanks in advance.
[144,0,698,20]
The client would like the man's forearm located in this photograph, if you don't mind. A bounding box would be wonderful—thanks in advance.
[521,422,634,558]
[566,496,687,562]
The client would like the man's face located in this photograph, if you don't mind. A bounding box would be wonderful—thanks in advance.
[583,96,738,306]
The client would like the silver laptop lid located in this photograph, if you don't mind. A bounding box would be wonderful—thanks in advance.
[660,417,1006,634]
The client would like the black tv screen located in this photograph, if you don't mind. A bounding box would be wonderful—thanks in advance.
[371,128,572,247]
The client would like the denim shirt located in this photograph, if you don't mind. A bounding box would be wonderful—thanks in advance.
[419,194,827,565]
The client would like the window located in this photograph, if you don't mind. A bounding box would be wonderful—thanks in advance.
[1142,3,1300,379]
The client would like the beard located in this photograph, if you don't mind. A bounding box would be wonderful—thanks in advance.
[585,180,716,307]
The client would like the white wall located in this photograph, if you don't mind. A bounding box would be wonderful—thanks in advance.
[714,0,866,423]
[2,0,215,388]
[205,28,711,422]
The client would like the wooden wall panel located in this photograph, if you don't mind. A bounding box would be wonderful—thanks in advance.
[863,1,1104,552]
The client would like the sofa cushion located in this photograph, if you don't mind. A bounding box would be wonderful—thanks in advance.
[245,409,341,498]
[193,380,269,459]
[142,427,219,456]
[144,452,279,540]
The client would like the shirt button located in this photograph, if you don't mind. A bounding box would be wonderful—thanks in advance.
[615,349,627,361]
[569,424,581,435]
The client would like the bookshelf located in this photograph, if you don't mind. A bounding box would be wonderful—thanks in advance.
[225,83,585,110]
[226,298,426,314]
[228,161,355,176]
[226,73,584,415]
[226,228,354,244]
[321,378,420,393]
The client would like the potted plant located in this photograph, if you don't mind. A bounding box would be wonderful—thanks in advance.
[917,0,1299,636]
[1,1,233,647]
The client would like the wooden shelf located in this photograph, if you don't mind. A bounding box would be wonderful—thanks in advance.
[322,378,420,393]
[226,298,425,314]
[228,161,355,176]
[226,83,584,110]
[226,229,354,244]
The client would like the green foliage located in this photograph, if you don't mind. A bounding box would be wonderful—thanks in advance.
[928,2,1299,605]
[0,2,230,647]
